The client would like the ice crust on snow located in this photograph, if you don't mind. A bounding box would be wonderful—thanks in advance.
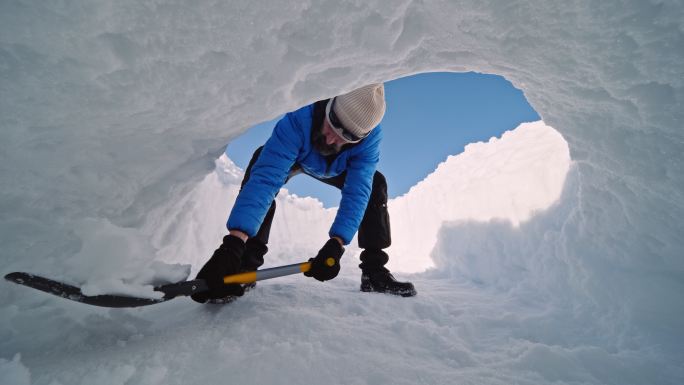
[1,1,683,384]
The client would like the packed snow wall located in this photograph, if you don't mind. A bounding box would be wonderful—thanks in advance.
[1,0,682,364]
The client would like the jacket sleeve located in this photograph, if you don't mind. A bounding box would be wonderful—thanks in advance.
[227,113,303,236]
[329,129,382,245]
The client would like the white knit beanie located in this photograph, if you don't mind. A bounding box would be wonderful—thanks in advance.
[333,83,386,138]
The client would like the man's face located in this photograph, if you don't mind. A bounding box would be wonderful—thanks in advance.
[312,118,348,156]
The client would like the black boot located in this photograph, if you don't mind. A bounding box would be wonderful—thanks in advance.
[359,250,417,297]
[240,239,268,291]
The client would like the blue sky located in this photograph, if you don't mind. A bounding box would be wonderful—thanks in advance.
[226,72,539,207]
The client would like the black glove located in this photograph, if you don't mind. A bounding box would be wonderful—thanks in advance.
[191,234,246,303]
[304,238,344,282]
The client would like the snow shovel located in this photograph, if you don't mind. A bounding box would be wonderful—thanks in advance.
[4,258,335,308]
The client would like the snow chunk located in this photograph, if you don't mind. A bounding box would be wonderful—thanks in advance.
[65,219,190,298]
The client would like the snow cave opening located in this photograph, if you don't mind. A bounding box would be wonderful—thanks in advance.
[223,71,571,275]
[228,72,557,202]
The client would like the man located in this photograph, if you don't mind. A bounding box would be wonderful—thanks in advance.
[191,83,416,304]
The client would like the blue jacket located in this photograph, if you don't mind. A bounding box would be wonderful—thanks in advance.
[227,101,382,245]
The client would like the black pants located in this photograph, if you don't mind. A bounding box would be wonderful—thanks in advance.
[240,146,392,269]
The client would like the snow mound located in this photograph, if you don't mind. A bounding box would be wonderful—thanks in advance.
[387,121,570,271]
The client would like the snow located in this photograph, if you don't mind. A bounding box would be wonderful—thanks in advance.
[66,219,190,299]
[1,1,683,384]
[0,354,30,385]
[387,121,570,272]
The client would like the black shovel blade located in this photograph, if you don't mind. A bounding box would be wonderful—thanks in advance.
[4,272,209,308]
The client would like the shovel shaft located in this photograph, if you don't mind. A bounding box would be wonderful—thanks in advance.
[223,261,312,284]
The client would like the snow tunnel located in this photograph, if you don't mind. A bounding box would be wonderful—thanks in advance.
[1,1,682,383]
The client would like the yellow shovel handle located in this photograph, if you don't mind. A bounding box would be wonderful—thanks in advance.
[222,258,336,285]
